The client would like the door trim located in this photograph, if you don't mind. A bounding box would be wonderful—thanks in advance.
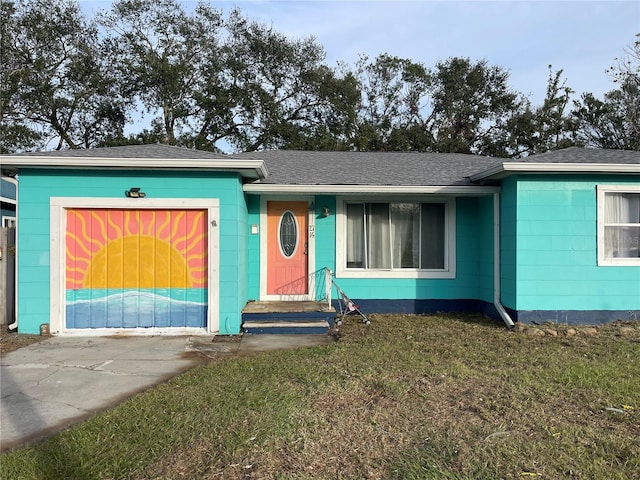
[50,197,219,335]
[260,196,315,301]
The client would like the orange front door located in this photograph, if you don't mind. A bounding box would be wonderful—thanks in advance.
[267,201,309,295]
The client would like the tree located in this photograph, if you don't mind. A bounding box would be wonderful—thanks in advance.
[100,0,223,147]
[571,35,640,150]
[1,0,125,151]
[100,3,357,151]
[428,57,523,155]
[210,10,359,151]
[572,88,640,150]
[0,1,40,153]
[349,56,526,154]
[494,68,576,157]
[351,54,431,151]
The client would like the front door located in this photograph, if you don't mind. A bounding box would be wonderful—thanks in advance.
[266,201,309,297]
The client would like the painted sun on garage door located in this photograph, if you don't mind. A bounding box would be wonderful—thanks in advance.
[65,209,208,329]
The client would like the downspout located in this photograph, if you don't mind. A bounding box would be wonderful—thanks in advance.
[5,176,18,331]
[493,192,515,328]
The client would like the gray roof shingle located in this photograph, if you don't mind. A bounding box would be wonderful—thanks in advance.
[5,145,638,186]
[11,144,226,160]
[230,151,500,186]
[516,146,640,164]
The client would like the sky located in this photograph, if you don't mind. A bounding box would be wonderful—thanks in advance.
[79,0,639,108]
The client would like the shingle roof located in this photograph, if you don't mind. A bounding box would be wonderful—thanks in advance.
[517,147,640,164]
[230,151,500,186]
[470,147,640,181]
[5,145,638,186]
[11,144,225,160]
[1,144,267,179]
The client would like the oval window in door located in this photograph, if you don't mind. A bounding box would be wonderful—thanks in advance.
[279,211,298,257]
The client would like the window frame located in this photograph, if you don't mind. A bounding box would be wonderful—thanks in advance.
[335,196,456,279]
[2,216,16,228]
[597,185,640,266]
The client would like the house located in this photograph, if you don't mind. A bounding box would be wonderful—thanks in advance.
[1,145,638,336]
[0,176,17,227]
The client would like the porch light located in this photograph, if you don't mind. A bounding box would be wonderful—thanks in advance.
[125,187,146,198]
[322,206,330,217]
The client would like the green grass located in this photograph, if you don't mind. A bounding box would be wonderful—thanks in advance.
[2,314,639,479]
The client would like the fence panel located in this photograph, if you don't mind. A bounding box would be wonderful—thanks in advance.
[0,227,16,328]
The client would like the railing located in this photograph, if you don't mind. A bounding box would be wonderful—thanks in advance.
[268,267,333,307]
[324,267,333,308]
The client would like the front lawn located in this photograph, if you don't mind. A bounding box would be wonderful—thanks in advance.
[2,314,639,479]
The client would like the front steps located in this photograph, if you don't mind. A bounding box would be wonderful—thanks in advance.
[242,301,335,334]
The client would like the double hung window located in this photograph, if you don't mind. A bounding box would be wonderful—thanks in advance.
[338,199,454,278]
[597,185,640,265]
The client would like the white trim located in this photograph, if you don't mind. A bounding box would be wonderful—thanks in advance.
[245,184,499,195]
[335,196,456,279]
[1,215,16,227]
[52,327,212,337]
[596,185,640,267]
[259,197,316,301]
[10,175,19,331]
[0,197,16,205]
[3,156,267,179]
[471,162,640,181]
[50,197,220,335]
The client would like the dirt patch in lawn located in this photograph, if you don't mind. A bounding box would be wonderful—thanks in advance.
[0,330,45,355]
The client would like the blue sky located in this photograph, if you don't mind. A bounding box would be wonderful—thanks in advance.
[81,0,638,106]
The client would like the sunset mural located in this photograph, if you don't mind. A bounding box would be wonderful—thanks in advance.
[65,209,208,329]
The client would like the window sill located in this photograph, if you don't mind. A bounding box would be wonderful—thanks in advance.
[335,267,456,279]
[598,258,640,267]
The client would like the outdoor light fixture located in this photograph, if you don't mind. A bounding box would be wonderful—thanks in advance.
[322,206,330,217]
[125,187,146,198]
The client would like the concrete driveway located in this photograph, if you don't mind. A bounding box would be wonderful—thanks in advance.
[1,334,332,451]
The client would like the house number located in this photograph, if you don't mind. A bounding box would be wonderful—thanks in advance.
[309,225,315,238]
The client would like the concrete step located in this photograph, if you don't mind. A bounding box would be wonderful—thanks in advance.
[242,320,330,335]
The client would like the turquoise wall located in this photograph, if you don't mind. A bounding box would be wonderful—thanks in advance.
[500,177,518,309]
[247,195,495,304]
[17,169,247,335]
[511,175,640,312]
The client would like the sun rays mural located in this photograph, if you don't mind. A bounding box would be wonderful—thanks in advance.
[65,209,208,328]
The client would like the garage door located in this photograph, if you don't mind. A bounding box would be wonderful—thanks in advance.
[65,208,208,329]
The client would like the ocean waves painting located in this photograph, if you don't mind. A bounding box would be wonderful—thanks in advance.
[66,290,207,328]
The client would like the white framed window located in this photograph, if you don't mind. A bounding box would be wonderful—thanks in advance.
[2,216,16,228]
[336,197,456,278]
[597,185,640,266]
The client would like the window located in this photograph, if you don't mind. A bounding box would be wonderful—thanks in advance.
[337,199,455,278]
[2,216,16,228]
[278,210,298,257]
[597,185,640,266]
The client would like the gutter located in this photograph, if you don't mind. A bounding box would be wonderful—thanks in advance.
[493,192,515,328]
[0,156,269,180]
[471,162,640,182]
[243,183,500,195]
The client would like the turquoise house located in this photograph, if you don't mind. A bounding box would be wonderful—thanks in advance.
[1,145,638,336]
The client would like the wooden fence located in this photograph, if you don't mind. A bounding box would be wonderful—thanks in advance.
[0,227,16,328]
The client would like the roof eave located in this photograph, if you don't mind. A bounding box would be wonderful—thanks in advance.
[243,184,500,195]
[471,162,640,181]
[0,156,268,180]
